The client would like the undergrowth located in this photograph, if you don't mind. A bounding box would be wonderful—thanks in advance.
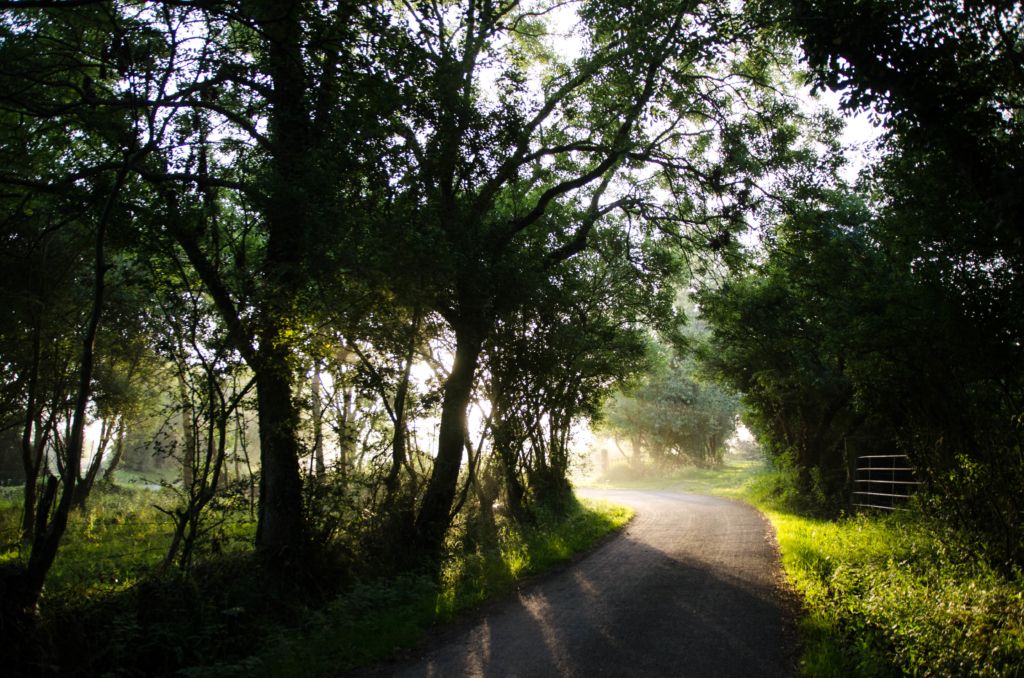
[743,466,1024,678]
[256,495,632,677]
[0,486,630,677]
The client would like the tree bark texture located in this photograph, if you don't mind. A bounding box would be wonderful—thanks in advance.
[253,341,306,561]
[249,0,316,561]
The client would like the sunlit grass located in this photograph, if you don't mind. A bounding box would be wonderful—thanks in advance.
[0,484,257,599]
[576,458,764,495]
[744,470,1024,678]
[583,458,1024,675]
[112,467,181,487]
[257,496,633,677]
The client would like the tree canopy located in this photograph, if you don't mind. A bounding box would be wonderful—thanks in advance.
[3,0,1023,670]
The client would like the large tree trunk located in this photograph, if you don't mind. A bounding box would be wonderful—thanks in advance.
[253,338,306,562]
[249,0,314,563]
[414,324,484,557]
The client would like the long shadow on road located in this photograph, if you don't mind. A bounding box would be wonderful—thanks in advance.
[357,491,798,678]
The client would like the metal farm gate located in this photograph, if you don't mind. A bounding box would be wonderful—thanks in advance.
[851,454,921,510]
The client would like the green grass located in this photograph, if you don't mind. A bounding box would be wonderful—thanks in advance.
[2,483,629,676]
[255,496,633,677]
[0,483,257,599]
[577,458,763,495]
[112,466,181,487]
[743,468,1024,678]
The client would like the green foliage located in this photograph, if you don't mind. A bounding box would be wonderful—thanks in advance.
[604,358,740,469]
[695,194,881,499]
[744,468,1024,678]
[718,0,1024,565]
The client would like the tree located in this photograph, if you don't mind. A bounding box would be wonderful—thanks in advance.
[0,5,152,642]
[763,0,1024,260]
[366,0,813,557]
[0,0,405,564]
[696,194,881,494]
[746,0,1024,557]
[605,359,739,469]
[486,222,679,514]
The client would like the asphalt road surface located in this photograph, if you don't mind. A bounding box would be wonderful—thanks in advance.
[357,490,799,678]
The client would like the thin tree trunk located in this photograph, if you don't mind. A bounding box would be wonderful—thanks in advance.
[19,330,43,539]
[385,313,421,506]
[337,386,356,478]
[2,156,131,640]
[72,418,113,510]
[312,364,325,475]
[102,417,127,483]
[177,371,195,492]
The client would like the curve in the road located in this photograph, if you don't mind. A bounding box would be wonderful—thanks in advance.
[356,490,799,678]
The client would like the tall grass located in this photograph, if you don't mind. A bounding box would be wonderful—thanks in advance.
[744,468,1024,678]
[1,484,257,599]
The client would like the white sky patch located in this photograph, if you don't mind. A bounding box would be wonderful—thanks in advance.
[812,88,886,182]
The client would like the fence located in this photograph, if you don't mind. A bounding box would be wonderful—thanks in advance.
[851,454,921,510]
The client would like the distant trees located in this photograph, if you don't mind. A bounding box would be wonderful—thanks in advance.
[604,358,739,469]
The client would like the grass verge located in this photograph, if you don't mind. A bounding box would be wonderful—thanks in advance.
[1,486,629,677]
[746,481,1024,677]
[575,459,761,494]
[254,495,633,677]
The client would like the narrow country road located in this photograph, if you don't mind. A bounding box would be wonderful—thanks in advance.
[358,490,798,678]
